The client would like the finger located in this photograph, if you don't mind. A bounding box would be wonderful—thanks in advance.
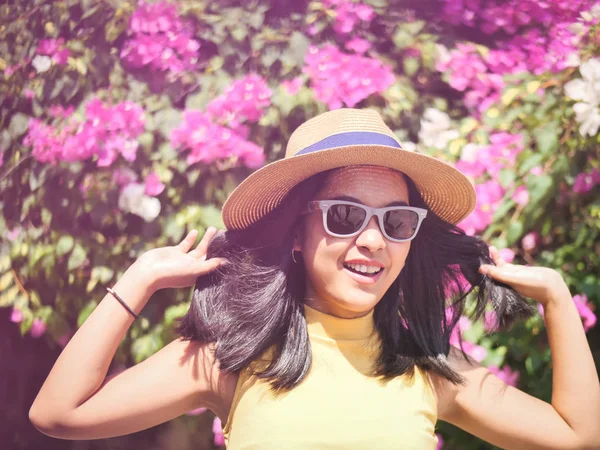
[479,264,515,284]
[489,246,506,267]
[196,257,229,274]
[191,227,217,257]
[178,229,198,252]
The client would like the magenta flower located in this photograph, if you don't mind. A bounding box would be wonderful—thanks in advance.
[171,110,265,169]
[120,1,200,77]
[573,294,597,332]
[24,98,145,167]
[304,44,395,109]
[436,433,444,450]
[488,364,519,386]
[207,74,272,129]
[144,172,165,197]
[498,248,516,263]
[37,38,71,65]
[213,416,225,446]
[458,180,505,235]
[324,0,375,35]
[511,186,530,206]
[281,77,303,95]
[573,168,600,194]
[30,318,47,338]
[10,308,23,323]
[521,231,540,252]
[345,37,372,54]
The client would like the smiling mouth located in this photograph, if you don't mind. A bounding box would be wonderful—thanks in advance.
[343,263,383,277]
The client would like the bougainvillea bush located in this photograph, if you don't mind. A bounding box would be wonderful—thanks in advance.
[1,0,599,449]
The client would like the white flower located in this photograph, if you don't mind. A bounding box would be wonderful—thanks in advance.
[573,102,600,137]
[400,141,417,152]
[32,55,52,73]
[418,108,459,150]
[460,143,484,162]
[564,57,600,136]
[118,183,161,222]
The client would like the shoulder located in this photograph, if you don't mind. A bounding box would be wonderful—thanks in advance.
[169,338,239,421]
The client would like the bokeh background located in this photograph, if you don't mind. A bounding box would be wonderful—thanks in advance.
[1,0,599,449]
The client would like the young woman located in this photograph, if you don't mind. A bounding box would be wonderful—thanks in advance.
[30,109,600,449]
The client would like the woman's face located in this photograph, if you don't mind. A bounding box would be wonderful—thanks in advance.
[296,165,412,318]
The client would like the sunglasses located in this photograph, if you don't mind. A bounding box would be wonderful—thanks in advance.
[305,200,427,243]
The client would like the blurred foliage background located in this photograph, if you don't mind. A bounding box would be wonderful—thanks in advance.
[1,0,599,448]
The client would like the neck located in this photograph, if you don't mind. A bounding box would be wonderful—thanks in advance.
[303,303,376,340]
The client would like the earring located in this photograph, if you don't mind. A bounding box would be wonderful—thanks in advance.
[291,248,300,264]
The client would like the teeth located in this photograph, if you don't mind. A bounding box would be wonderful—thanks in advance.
[345,263,382,274]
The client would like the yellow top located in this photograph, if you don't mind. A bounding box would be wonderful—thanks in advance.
[222,304,439,449]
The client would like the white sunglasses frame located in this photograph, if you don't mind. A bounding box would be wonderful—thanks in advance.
[306,200,428,243]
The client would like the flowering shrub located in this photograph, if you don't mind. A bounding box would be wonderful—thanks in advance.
[1,1,599,449]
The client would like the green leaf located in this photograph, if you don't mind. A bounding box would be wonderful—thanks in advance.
[498,169,516,189]
[403,57,420,77]
[288,32,310,66]
[67,243,87,271]
[0,285,19,307]
[91,266,114,284]
[533,124,559,156]
[200,204,225,229]
[131,331,164,363]
[506,221,524,246]
[519,153,544,175]
[526,174,553,206]
[9,113,30,138]
[0,271,14,291]
[163,302,190,327]
[77,300,98,327]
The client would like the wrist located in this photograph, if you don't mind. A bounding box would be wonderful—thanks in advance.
[128,258,161,294]
[544,280,571,309]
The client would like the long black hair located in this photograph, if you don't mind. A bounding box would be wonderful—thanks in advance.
[177,167,535,390]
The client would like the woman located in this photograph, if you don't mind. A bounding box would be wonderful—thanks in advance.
[30,109,600,449]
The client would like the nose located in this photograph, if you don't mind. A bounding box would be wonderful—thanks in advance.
[355,215,386,252]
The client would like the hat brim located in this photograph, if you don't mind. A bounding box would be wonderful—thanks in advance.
[222,144,476,230]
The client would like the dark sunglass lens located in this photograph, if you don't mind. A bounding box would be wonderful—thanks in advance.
[384,210,419,240]
[327,204,366,235]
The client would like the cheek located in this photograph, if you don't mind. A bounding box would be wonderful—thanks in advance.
[387,242,411,277]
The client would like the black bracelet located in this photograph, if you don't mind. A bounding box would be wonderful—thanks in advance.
[106,287,138,320]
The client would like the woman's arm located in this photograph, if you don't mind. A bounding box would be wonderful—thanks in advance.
[433,250,600,450]
[29,229,230,439]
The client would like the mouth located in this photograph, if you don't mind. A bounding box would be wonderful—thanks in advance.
[342,262,384,284]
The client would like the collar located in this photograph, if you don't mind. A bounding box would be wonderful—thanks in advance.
[304,303,376,341]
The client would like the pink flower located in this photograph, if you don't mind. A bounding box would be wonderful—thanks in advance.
[483,311,498,332]
[325,0,375,35]
[7,227,21,241]
[573,168,600,194]
[207,74,272,128]
[30,318,47,338]
[436,433,444,450]
[511,185,530,206]
[171,110,265,169]
[281,77,303,95]
[37,38,71,65]
[521,231,540,252]
[24,98,145,167]
[112,167,138,188]
[573,294,597,332]
[10,308,23,323]
[498,248,516,263]
[458,180,505,235]
[488,364,519,386]
[120,1,200,77]
[213,416,225,446]
[345,37,372,54]
[303,44,395,109]
[144,172,165,196]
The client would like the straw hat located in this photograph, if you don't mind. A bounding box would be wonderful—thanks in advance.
[222,108,475,230]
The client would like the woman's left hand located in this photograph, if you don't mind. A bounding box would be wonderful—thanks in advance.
[479,246,570,307]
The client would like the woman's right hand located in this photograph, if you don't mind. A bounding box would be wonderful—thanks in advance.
[136,227,228,292]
